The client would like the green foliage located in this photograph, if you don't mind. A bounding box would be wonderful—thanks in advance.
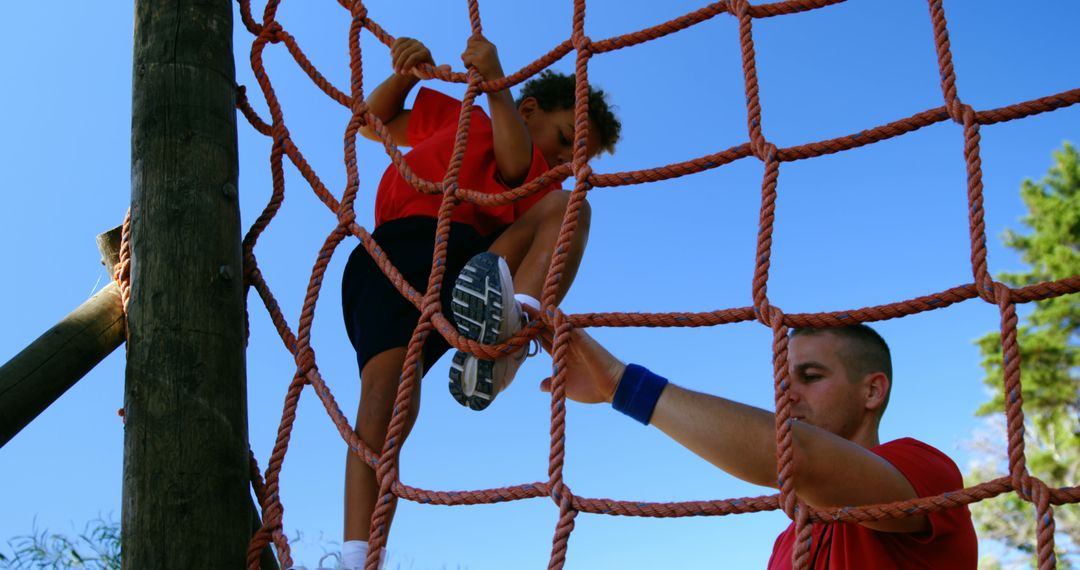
[0,517,120,570]
[970,143,1080,568]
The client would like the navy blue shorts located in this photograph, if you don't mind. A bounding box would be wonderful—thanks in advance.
[341,216,506,373]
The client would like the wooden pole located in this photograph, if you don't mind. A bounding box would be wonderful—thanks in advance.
[0,227,125,447]
[124,1,250,568]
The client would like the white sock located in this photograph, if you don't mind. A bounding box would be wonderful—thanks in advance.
[341,540,367,570]
[341,540,386,570]
[515,293,541,313]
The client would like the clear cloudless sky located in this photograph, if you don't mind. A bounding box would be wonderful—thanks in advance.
[1,1,1077,568]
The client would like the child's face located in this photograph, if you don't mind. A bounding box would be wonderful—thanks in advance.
[519,97,602,168]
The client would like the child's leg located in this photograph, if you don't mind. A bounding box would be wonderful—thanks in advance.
[489,190,591,304]
[344,347,422,542]
[340,216,465,565]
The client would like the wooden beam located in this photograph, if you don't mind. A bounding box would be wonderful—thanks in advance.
[2,221,277,568]
[0,227,125,447]
[124,1,250,568]
[0,284,124,446]
[96,225,124,278]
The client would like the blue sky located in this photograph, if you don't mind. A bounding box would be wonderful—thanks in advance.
[1,1,1077,568]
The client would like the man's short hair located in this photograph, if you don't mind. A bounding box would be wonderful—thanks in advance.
[791,324,893,414]
[516,70,621,155]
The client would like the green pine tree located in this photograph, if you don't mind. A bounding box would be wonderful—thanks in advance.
[969,142,1080,569]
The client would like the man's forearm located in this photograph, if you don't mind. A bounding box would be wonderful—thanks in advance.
[650,384,781,489]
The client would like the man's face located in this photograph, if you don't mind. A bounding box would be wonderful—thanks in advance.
[520,99,602,168]
[787,333,868,440]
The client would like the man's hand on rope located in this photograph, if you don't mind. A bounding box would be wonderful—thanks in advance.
[461,33,505,81]
[538,328,625,405]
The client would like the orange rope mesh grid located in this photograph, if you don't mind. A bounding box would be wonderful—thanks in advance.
[214,0,1080,568]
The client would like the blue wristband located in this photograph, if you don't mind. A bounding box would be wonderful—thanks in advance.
[611,364,669,425]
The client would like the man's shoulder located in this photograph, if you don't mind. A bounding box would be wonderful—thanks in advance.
[876,437,953,462]
[877,437,946,454]
[874,437,963,494]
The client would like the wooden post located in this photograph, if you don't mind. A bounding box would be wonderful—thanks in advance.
[124,1,250,568]
[0,227,125,447]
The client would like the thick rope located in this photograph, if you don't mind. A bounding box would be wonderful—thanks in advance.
[205,0,1080,567]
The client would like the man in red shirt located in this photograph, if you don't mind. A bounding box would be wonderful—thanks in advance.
[538,324,978,568]
[338,36,621,568]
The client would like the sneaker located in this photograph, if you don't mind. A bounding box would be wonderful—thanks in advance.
[448,252,527,410]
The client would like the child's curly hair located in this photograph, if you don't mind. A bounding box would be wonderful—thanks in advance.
[516,70,622,155]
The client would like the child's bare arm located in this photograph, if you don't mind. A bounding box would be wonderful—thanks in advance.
[358,37,433,145]
[461,34,533,187]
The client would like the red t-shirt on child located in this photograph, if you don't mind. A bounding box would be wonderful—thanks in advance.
[374,87,556,236]
[767,438,977,569]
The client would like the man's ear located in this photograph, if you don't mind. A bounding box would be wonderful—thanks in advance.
[518,96,539,119]
[864,371,889,413]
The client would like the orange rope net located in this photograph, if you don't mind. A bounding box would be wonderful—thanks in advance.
[224,1,1080,568]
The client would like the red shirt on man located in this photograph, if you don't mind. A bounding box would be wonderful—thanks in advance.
[767,438,977,569]
[374,87,556,237]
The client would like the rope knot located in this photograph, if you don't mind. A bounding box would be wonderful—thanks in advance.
[352,97,369,116]
[947,100,975,125]
[549,478,572,507]
[337,206,356,227]
[573,34,593,55]
[728,0,752,17]
[574,162,593,182]
[351,3,368,24]
[1012,470,1036,502]
[466,67,485,86]
[754,301,782,328]
[353,104,371,130]
[270,123,288,147]
[296,347,316,375]
[419,300,441,321]
[264,21,284,44]
[981,279,1008,305]
[1030,476,1050,505]
[752,140,778,163]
